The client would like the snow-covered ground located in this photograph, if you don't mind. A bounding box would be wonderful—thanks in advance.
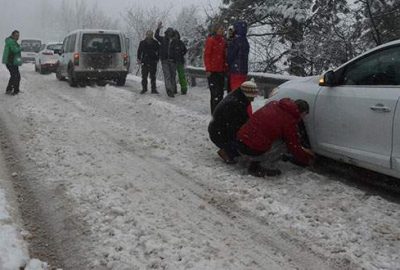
[0,64,399,270]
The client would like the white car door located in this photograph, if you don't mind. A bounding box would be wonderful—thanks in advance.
[314,45,400,169]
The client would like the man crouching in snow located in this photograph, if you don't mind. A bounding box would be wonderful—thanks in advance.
[235,98,315,177]
[208,79,259,164]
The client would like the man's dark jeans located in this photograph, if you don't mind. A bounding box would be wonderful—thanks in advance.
[141,62,157,92]
[208,72,225,114]
[6,64,20,94]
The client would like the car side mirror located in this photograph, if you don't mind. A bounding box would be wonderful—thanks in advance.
[319,70,335,86]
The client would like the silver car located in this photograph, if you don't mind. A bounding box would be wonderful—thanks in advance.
[56,29,130,87]
[269,39,400,179]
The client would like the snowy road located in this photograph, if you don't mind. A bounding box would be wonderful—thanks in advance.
[0,64,399,270]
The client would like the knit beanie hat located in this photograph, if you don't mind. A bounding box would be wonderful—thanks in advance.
[240,79,258,98]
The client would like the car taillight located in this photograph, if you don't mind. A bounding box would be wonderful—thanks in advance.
[122,53,129,66]
[73,53,79,66]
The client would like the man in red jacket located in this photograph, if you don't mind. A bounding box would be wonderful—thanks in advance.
[204,24,227,114]
[236,98,315,177]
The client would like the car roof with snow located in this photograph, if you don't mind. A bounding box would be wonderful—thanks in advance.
[66,29,124,36]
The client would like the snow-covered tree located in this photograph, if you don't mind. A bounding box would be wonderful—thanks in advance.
[58,0,119,34]
[122,5,170,54]
[356,0,400,46]
[216,0,400,75]
[172,5,208,66]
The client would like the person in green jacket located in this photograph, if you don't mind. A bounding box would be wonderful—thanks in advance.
[2,30,22,95]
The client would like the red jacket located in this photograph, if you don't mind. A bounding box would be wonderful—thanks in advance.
[237,98,312,165]
[204,34,226,73]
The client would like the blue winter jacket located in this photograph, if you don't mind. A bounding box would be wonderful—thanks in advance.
[227,21,249,74]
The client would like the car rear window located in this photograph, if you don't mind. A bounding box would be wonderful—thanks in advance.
[47,44,63,51]
[21,40,42,53]
[81,34,121,53]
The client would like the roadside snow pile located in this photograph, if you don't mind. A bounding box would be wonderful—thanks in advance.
[0,184,48,270]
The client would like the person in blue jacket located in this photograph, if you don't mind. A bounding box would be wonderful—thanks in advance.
[227,21,249,91]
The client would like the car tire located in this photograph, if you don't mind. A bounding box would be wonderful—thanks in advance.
[56,68,66,81]
[116,76,126,86]
[68,67,78,87]
[39,64,45,74]
[298,121,311,149]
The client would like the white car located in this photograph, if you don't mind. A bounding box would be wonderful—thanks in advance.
[21,39,43,63]
[35,42,63,74]
[269,39,400,179]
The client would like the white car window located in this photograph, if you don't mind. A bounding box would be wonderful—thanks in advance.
[342,46,400,86]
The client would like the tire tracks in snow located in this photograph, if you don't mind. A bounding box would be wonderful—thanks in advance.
[0,68,96,269]
[32,77,341,269]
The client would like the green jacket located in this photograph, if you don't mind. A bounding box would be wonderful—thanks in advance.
[2,37,22,66]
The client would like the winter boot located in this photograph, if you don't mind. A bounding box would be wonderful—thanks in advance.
[151,88,159,94]
[140,89,147,94]
[248,162,281,177]
[5,85,12,95]
[217,149,237,164]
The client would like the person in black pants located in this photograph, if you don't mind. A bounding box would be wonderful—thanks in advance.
[203,25,227,113]
[2,30,22,95]
[6,65,21,95]
[137,30,160,94]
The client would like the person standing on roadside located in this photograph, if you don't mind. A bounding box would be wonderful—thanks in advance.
[174,30,188,95]
[227,21,249,91]
[204,24,227,114]
[2,30,22,95]
[155,22,177,98]
[137,30,160,94]
[225,25,235,93]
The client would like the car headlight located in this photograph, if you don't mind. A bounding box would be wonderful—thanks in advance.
[268,86,280,98]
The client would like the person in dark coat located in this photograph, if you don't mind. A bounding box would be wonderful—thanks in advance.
[137,30,160,94]
[227,21,250,91]
[208,79,258,164]
[225,25,235,93]
[2,30,22,95]
[204,24,227,114]
[236,98,315,177]
[155,22,177,97]
[173,30,188,95]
